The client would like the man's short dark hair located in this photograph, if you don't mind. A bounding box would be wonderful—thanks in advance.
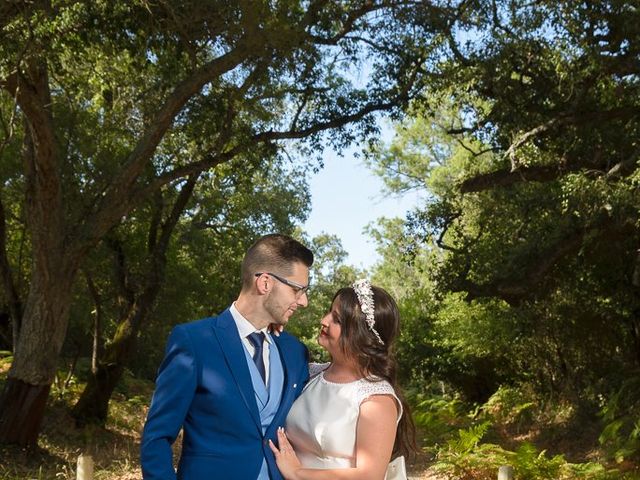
[241,234,314,290]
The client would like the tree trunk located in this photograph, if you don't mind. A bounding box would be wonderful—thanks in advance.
[84,271,103,374]
[72,298,153,425]
[71,237,165,424]
[72,357,128,425]
[0,39,74,445]
[0,312,11,350]
[0,378,50,445]
[0,271,75,445]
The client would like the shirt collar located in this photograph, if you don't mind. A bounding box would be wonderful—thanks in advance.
[230,303,272,344]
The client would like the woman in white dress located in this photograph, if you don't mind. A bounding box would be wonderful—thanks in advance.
[269,279,416,479]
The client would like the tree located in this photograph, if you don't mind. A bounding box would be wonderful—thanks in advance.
[0,0,446,444]
[70,153,310,424]
[70,174,199,425]
[368,0,640,402]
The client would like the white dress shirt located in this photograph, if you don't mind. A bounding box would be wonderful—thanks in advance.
[230,302,272,384]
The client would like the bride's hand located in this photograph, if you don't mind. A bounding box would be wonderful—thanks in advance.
[268,427,301,480]
[269,323,284,336]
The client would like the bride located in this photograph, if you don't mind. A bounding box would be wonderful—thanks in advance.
[269,279,416,479]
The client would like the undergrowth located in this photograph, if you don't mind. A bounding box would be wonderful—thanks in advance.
[412,385,640,480]
[3,353,640,480]
[0,356,151,480]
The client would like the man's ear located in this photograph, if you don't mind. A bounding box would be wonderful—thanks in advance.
[256,274,270,295]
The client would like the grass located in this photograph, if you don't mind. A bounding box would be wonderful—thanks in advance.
[0,356,152,480]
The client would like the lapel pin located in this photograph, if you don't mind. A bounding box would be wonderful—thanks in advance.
[293,383,297,388]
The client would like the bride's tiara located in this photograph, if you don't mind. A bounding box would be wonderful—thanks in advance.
[352,279,384,345]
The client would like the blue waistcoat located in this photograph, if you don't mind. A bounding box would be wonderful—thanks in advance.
[243,336,285,479]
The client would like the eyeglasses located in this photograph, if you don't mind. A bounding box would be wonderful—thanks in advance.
[255,272,310,298]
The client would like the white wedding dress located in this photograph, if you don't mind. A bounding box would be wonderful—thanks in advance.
[285,363,406,479]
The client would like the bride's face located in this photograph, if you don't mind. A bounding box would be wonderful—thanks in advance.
[318,301,342,354]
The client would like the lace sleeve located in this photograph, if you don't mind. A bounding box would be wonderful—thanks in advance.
[355,379,403,422]
[308,362,330,378]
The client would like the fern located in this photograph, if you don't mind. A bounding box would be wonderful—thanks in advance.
[446,422,491,455]
[599,376,640,462]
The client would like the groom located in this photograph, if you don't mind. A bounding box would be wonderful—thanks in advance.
[141,234,313,479]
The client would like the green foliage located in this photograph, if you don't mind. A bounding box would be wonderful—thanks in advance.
[367,217,441,386]
[511,443,565,479]
[69,152,313,379]
[417,394,630,480]
[446,421,492,455]
[434,434,626,480]
[599,376,640,463]
[413,395,474,449]
[480,386,536,434]
[366,7,640,470]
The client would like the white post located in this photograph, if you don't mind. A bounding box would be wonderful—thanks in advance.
[498,465,514,480]
[77,454,94,480]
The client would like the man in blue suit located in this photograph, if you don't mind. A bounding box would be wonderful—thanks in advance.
[141,234,313,479]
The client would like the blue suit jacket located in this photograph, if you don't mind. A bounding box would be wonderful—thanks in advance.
[141,309,309,479]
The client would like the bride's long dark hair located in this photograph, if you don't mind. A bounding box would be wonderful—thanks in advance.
[331,285,417,459]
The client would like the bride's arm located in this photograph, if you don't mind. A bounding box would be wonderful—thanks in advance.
[269,395,398,480]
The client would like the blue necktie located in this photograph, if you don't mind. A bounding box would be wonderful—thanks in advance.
[248,332,266,383]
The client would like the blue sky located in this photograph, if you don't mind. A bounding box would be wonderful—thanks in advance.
[303,146,421,270]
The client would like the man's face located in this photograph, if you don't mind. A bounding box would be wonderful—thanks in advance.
[263,262,310,327]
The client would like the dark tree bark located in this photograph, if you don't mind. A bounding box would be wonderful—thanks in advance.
[0,270,76,443]
[0,313,11,350]
[0,42,73,444]
[459,152,610,193]
[0,378,50,445]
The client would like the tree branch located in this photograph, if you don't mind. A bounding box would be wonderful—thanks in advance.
[606,146,640,179]
[435,211,463,253]
[156,175,198,256]
[75,82,414,257]
[106,237,135,309]
[505,107,640,169]
[459,151,608,193]
[83,270,102,374]
[307,1,385,46]
[79,45,255,253]
[454,217,621,305]
[131,175,199,333]
[0,86,20,158]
